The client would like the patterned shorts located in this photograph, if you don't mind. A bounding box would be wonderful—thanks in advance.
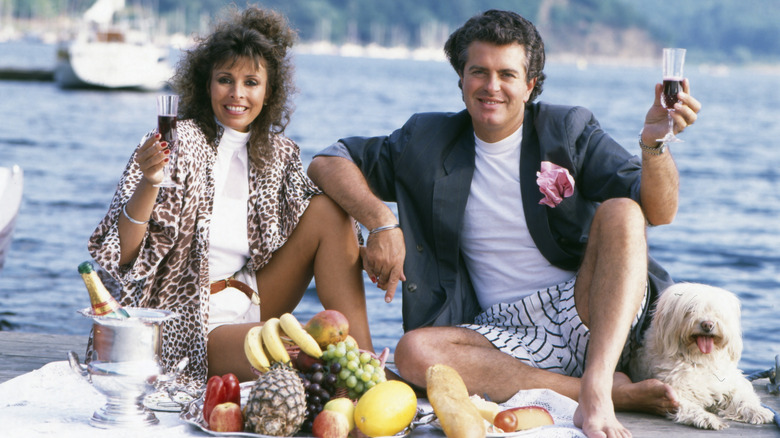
[460,276,648,377]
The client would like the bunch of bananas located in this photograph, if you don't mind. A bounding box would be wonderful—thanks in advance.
[244,313,323,372]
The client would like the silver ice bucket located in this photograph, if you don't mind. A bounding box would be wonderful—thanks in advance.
[68,307,181,428]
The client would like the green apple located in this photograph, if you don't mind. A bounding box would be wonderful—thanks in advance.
[323,397,355,431]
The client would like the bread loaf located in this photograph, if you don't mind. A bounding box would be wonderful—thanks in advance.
[426,364,486,438]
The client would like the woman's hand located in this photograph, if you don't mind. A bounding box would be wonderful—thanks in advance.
[134,133,169,185]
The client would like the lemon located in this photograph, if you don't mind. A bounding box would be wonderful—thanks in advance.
[354,380,417,437]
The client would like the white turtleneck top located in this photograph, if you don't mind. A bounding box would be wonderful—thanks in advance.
[208,124,251,280]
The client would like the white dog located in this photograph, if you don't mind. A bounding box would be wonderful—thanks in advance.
[630,282,774,430]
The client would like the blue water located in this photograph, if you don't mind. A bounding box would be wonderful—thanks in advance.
[1,41,778,373]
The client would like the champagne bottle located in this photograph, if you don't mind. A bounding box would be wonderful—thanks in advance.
[78,261,130,318]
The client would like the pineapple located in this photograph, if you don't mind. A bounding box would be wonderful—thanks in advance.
[244,363,306,436]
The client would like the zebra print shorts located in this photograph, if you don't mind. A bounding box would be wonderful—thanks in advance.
[460,276,648,377]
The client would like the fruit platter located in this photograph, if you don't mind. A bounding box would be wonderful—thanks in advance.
[180,309,578,438]
[180,310,419,437]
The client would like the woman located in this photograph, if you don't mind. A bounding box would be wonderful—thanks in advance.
[88,6,372,386]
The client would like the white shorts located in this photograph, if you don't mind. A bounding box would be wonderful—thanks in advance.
[460,276,648,377]
[208,266,261,334]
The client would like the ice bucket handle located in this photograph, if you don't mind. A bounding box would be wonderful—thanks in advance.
[67,351,90,382]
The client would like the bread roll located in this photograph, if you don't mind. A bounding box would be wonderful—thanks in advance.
[426,364,486,438]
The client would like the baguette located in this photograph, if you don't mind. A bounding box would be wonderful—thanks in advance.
[426,364,486,438]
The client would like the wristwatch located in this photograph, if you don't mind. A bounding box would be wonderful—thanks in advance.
[638,132,666,155]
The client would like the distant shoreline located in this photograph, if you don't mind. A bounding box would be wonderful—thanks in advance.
[2,38,779,77]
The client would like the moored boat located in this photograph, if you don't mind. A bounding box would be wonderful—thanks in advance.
[0,165,23,273]
[54,0,173,90]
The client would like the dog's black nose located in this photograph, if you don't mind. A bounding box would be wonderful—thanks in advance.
[701,320,715,332]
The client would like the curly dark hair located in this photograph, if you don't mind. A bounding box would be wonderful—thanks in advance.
[171,5,297,167]
[444,9,546,103]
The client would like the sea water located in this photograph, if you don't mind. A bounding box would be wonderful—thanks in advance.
[1,41,778,373]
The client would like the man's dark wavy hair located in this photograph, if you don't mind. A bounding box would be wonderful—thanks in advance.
[444,9,546,103]
[171,5,296,167]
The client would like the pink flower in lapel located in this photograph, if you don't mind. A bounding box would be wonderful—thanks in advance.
[536,161,574,208]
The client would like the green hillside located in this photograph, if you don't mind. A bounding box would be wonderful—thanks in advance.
[9,0,780,63]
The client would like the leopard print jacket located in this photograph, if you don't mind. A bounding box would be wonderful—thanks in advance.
[87,119,320,388]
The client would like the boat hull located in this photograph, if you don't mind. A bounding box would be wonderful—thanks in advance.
[55,41,172,91]
[0,165,23,272]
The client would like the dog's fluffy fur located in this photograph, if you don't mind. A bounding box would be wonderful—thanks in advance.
[630,283,774,430]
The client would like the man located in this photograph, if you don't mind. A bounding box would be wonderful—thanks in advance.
[309,10,700,438]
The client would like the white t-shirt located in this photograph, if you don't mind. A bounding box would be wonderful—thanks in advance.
[208,124,251,280]
[461,126,574,309]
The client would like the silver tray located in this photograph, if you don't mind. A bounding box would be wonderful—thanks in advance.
[180,382,415,437]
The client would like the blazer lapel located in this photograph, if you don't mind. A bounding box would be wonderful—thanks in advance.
[520,109,573,266]
[432,130,475,281]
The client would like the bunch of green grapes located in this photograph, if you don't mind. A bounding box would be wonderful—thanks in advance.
[321,339,386,399]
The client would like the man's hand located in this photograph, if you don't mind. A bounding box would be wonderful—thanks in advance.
[642,78,701,145]
[362,228,406,302]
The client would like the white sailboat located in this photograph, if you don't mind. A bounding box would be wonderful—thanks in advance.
[55,0,173,90]
[0,165,23,273]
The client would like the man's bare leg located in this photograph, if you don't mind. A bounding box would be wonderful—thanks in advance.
[394,326,678,412]
[571,198,655,438]
[395,199,678,438]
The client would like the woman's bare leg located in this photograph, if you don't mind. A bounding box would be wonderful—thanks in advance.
[207,195,371,379]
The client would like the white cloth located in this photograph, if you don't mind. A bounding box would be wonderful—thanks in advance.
[498,389,587,437]
[461,127,573,309]
[420,388,586,437]
[0,361,192,438]
[1,362,587,438]
[208,124,251,280]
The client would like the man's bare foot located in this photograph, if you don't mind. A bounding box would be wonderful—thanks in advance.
[612,372,679,416]
[574,372,631,438]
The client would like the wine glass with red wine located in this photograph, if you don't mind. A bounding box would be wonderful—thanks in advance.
[657,48,686,143]
[155,95,180,188]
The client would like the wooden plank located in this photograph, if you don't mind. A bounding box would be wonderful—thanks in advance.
[0,332,87,383]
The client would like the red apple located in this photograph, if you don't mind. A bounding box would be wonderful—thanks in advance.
[323,397,355,431]
[295,350,325,372]
[304,310,349,348]
[312,409,350,438]
[208,402,243,432]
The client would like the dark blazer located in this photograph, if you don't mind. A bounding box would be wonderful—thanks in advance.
[330,102,673,339]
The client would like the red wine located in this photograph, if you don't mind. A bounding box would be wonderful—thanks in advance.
[158,115,177,146]
[662,79,682,109]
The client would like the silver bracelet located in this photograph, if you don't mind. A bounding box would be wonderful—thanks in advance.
[368,223,400,235]
[122,204,149,225]
[638,131,667,155]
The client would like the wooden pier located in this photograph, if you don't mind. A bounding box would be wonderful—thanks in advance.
[0,331,777,437]
[0,68,54,81]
